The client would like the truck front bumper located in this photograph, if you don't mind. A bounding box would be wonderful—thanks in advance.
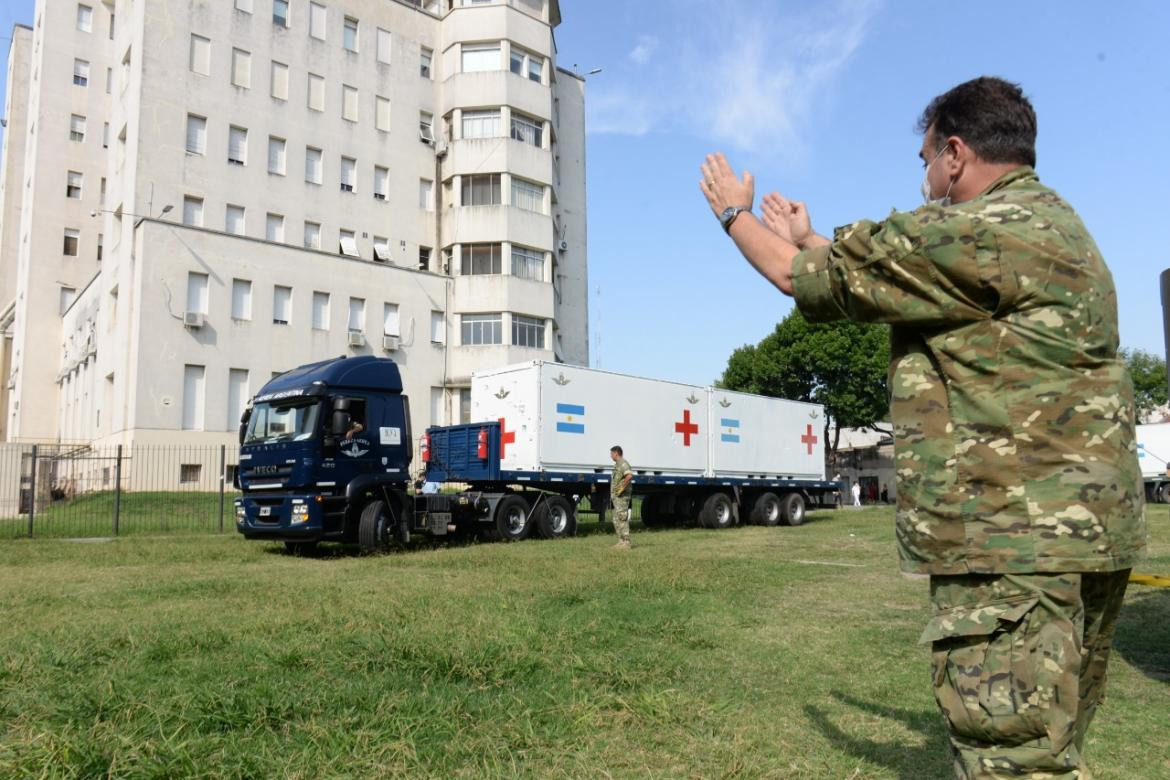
[235,493,326,540]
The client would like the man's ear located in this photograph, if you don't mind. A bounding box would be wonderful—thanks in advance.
[944,134,970,178]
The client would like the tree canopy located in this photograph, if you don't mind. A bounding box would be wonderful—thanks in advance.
[1122,348,1168,422]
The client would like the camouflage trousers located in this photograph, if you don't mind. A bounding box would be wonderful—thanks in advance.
[611,495,631,541]
[924,570,1130,779]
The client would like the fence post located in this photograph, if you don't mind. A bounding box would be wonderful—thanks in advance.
[218,444,226,532]
[28,444,38,539]
[113,445,123,536]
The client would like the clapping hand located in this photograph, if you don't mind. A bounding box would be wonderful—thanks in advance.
[760,193,813,247]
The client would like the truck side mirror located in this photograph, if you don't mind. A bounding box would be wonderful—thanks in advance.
[333,397,351,412]
[331,410,351,437]
[238,406,252,446]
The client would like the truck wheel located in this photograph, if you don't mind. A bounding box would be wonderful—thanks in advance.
[283,541,318,555]
[534,495,576,539]
[1159,483,1170,504]
[491,494,532,542]
[358,500,392,553]
[749,492,782,526]
[699,492,735,530]
[781,493,806,526]
[640,494,664,527]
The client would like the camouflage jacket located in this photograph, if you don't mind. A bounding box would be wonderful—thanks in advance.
[611,458,632,498]
[792,167,1146,575]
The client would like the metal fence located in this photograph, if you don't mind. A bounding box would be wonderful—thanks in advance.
[0,443,240,539]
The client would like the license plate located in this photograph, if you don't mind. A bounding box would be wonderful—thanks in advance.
[259,506,272,517]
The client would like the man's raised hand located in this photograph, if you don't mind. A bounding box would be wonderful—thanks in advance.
[760,193,812,248]
[700,152,754,216]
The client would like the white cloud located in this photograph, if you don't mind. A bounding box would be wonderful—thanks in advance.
[586,0,881,159]
[628,35,659,65]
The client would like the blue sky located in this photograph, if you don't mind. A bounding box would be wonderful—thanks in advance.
[2,0,1168,387]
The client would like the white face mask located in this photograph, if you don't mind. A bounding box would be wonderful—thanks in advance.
[920,145,955,207]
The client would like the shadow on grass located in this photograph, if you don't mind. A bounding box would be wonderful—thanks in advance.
[804,691,952,780]
[1113,587,1170,683]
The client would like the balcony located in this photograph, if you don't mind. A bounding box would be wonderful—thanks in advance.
[447,136,552,186]
[441,71,552,123]
[443,204,553,251]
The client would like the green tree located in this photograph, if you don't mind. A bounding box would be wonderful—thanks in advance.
[719,310,890,460]
[1122,348,1168,422]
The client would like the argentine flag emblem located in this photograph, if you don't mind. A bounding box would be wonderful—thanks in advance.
[720,418,741,443]
[556,403,585,434]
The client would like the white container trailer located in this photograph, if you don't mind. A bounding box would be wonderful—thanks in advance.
[1137,422,1170,502]
[467,361,838,528]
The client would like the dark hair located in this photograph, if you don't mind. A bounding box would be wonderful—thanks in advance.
[917,77,1037,167]
[610,445,623,456]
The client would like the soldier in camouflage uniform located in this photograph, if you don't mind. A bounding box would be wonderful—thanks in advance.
[701,77,1146,778]
[609,445,634,549]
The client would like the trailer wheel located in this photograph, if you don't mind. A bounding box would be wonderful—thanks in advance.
[1159,483,1170,504]
[534,495,576,539]
[749,492,782,526]
[640,494,666,527]
[283,541,319,555]
[699,492,735,530]
[358,500,392,552]
[491,494,532,542]
[781,493,806,526]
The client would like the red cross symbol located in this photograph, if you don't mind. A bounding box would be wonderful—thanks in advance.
[801,424,818,455]
[674,409,699,447]
[499,417,516,459]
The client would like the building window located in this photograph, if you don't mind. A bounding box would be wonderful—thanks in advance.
[307,73,324,111]
[383,303,400,336]
[312,291,330,330]
[273,285,291,324]
[69,114,86,142]
[99,177,106,205]
[273,0,289,27]
[182,196,204,227]
[309,2,326,40]
[235,0,253,12]
[461,314,502,345]
[76,4,93,32]
[65,171,83,199]
[340,156,356,192]
[419,112,434,143]
[512,315,545,348]
[266,213,285,242]
[511,177,545,213]
[373,166,389,200]
[228,126,248,165]
[462,243,502,275]
[63,229,80,256]
[231,48,251,88]
[461,174,500,206]
[373,237,390,262]
[305,147,323,184]
[303,221,321,249]
[105,67,112,93]
[462,109,499,139]
[267,136,286,175]
[419,179,433,210]
[102,122,109,148]
[185,114,206,154]
[339,229,359,256]
[342,85,358,121]
[60,286,77,315]
[461,43,499,73]
[511,246,544,281]
[510,46,543,83]
[228,369,250,430]
[420,46,433,78]
[270,61,289,100]
[186,271,209,314]
[96,233,103,261]
[73,58,89,86]
[419,246,432,271]
[179,464,202,484]
[231,278,252,319]
[376,96,391,131]
[348,297,365,332]
[377,28,391,64]
[225,204,246,235]
[181,365,205,430]
[430,311,444,343]
[189,34,210,75]
[343,17,358,52]
[511,112,543,147]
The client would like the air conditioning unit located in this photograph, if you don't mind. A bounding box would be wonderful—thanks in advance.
[434,143,448,157]
[382,335,400,351]
[183,311,205,329]
[557,240,569,252]
[348,331,366,347]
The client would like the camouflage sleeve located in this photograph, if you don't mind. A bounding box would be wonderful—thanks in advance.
[791,209,1000,327]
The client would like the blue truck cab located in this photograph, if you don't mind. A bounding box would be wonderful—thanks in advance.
[235,356,414,550]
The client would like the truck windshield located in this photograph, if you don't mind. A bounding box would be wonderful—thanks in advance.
[244,400,321,444]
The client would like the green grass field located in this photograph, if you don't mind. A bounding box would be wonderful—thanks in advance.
[2,491,241,540]
[1,505,1166,779]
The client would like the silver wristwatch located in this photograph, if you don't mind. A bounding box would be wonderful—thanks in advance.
[719,206,750,234]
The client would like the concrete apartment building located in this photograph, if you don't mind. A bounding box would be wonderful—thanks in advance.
[0,0,588,459]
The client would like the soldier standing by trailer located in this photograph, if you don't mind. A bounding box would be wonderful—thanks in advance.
[609,445,633,549]
[701,77,1146,778]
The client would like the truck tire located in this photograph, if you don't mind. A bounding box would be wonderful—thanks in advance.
[749,492,782,526]
[491,494,532,542]
[640,494,665,527]
[699,492,735,530]
[283,541,319,555]
[534,495,576,539]
[358,499,392,553]
[781,492,806,526]
[1159,483,1170,504]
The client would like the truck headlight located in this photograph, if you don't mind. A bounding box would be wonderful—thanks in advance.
[290,503,310,524]
[235,503,246,523]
